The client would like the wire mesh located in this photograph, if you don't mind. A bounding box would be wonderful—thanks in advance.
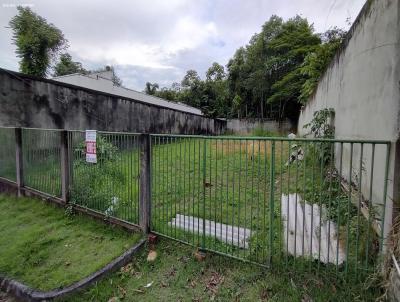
[0,127,16,181]
[68,131,141,225]
[22,128,61,197]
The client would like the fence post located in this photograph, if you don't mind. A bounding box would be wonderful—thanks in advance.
[139,133,151,233]
[60,130,70,203]
[15,127,24,197]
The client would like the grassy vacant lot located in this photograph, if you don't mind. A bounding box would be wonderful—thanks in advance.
[63,239,383,302]
[0,194,141,291]
[13,131,378,273]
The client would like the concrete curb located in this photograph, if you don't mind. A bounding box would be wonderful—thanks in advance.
[0,238,146,302]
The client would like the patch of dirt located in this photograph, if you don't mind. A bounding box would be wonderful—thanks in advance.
[0,291,16,302]
[211,140,288,160]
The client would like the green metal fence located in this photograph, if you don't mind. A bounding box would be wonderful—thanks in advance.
[68,131,141,225]
[0,127,16,181]
[0,127,392,279]
[22,128,62,197]
[150,134,391,278]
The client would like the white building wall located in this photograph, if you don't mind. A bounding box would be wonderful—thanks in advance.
[297,0,400,243]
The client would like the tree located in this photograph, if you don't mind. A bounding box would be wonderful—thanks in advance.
[144,82,159,95]
[53,53,85,77]
[266,16,321,121]
[232,94,242,118]
[299,27,346,103]
[9,6,67,77]
[110,67,123,87]
[181,70,201,88]
[140,15,344,122]
[206,62,225,82]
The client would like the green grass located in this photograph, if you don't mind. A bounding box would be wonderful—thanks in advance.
[0,128,16,181]
[62,238,383,302]
[0,194,142,291]
[251,126,281,137]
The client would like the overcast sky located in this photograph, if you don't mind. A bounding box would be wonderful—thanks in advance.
[0,0,365,91]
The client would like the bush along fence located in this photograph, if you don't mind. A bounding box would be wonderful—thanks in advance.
[0,127,392,279]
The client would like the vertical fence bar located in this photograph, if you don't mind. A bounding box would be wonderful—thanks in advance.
[15,127,24,197]
[201,139,207,249]
[365,144,375,271]
[60,130,70,203]
[380,143,391,253]
[139,133,151,233]
[355,143,364,278]
[269,141,275,266]
[345,143,354,276]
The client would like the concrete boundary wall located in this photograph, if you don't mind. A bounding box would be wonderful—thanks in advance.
[297,0,400,248]
[226,118,294,135]
[0,69,226,134]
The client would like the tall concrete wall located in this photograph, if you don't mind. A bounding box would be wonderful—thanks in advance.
[297,0,400,246]
[226,118,294,135]
[0,69,226,134]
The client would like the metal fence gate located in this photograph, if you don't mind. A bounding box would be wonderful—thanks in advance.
[150,134,390,278]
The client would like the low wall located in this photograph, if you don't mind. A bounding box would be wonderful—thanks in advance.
[297,0,400,247]
[0,69,226,135]
[226,119,293,135]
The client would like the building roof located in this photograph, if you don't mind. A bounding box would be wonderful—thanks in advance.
[52,71,203,115]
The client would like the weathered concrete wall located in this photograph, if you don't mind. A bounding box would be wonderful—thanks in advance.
[297,0,400,251]
[226,118,294,135]
[0,69,226,134]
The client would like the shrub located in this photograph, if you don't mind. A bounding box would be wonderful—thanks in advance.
[70,136,125,213]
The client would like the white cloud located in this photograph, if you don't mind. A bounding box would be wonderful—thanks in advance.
[0,0,366,90]
[164,17,218,53]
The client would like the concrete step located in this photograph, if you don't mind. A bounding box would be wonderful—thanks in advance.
[168,214,252,249]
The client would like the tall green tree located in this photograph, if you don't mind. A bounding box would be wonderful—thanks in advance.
[299,27,346,103]
[226,15,322,121]
[53,53,85,76]
[144,16,344,122]
[265,16,321,121]
[9,6,67,77]
[144,82,159,95]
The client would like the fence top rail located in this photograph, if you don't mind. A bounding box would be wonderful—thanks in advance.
[0,127,142,136]
[0,127,391,145]
[21,127,64,132]
[150,134,391,145]
[68,130,142,135]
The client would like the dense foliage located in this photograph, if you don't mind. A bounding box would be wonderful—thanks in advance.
[9,7,67,77]
[147,16,346,122]
[53,53,86,77]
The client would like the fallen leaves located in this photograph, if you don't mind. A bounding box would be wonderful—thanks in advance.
[205,271,225,299]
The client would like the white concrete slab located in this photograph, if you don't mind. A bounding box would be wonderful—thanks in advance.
[168,214,251,249]
[281,194,345,264]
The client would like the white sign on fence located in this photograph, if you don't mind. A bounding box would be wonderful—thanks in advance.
[85,130,97,163]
